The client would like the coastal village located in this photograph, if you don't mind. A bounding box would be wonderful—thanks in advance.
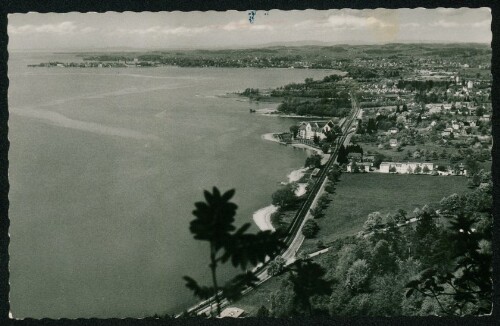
[26,43,492,319]
[266,51,492,179]
[208,44,492,318]
[10,6,495,321]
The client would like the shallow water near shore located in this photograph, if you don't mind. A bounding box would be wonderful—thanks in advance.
[7,52,339,318]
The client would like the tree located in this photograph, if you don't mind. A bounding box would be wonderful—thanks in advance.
[394,209,408,224]
[302,219,320,238]
[414,165,422,174]
[305,153,323,168]
[439,193,462,215]
[345,259,370,293]
[310,206,323,219]
[363,212,384,233]
[465,157,480,176]
[325,181,336,194]
[371,240,397,274]
[184,188,285,316]
[337,145,348,165]
[373,153,386,169]
[468,173,482,189]
[321,143,330,154]
[268,256,286,276]
[272,183,298,209]
[351,161,360,173]
[256,305,270,317]
[389,166,397,173]
[406,212,492,316]
[317,193,330,209]
[423,165,430,174]
[290,125,300,138]
[327,164,342,182]
[325,130,337,142]
[288,259,332,315]
[270,278,297,317]
[367,118,377,134]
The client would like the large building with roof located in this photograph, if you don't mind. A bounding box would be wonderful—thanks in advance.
[379,162,434,174]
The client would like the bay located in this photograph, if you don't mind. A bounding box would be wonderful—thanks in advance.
[8,52,339,318]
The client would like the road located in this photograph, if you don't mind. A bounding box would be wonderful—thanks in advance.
[178,92,361,317]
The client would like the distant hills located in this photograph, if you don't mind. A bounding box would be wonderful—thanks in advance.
[13,40,491,54]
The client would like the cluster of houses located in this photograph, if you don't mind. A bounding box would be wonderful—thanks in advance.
[345,152,374,173]
[343,151,468,176]
[347,160,467,176]
[437,118,491,143]
[380,162,467,176]
[426,102,486,116]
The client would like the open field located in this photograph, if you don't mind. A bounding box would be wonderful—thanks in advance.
[302,173,469,250]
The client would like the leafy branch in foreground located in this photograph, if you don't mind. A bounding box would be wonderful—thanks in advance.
[405,212,492,316]
[285,258,332,316]
[183,187,285,316]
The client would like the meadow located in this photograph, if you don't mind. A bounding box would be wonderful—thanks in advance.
[303,173,469,250]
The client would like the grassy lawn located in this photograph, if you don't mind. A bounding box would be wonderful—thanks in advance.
[302,173,469,251]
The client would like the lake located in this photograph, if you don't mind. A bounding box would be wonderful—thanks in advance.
[8,52,339,318]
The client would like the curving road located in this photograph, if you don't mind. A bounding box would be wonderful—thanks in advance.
[178,92,361,317]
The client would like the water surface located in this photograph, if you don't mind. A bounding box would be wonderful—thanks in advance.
[8,52,339,318]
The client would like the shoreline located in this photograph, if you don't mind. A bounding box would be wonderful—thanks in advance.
[252,205,277,232]
[260,132,330,165]
[253,135,324,232]
[287,167,308,183]
[259,110,327,119]
[261,133,283,144]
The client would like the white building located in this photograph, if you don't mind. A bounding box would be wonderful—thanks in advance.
[298,122,323,140]
[379,162,434,174]
[297,120,336,140]
[321,119,337,134]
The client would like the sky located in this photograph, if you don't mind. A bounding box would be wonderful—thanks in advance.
[7,8,492,51]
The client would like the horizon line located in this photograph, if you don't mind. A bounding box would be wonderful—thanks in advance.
[9,40,492,53]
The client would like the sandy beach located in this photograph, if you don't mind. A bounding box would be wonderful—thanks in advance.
[287,167,308,183]
[254,133,330,231]
[295,183,307,197]
[253,205,278,232]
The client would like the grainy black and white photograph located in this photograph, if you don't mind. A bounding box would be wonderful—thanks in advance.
[6,7,493,319]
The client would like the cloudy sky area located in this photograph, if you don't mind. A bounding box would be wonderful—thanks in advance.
[8,8,491,50]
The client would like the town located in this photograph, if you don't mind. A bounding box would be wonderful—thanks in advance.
[212,42,493,318]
